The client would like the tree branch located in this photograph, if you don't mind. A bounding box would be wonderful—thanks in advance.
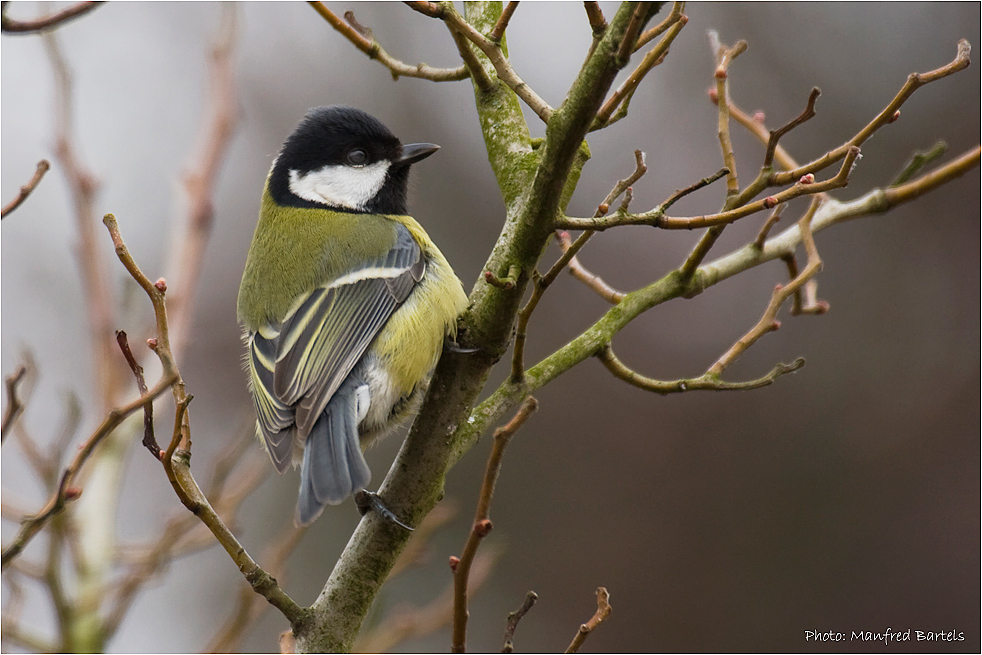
[0,160,50,219]
[1,1,102,34]
[451,397,537,653]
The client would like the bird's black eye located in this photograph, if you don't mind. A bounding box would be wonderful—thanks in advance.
[346,148,369,166]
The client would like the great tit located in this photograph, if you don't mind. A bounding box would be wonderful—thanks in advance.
[238,106,468,526]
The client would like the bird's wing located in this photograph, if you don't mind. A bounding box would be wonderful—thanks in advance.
[247,224,424,467]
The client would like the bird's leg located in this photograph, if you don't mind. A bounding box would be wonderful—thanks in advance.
[354,489,414,531]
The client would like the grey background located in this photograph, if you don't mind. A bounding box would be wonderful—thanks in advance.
[2,2,979,652]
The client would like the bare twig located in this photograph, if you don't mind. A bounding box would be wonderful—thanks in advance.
[102,212,306,625]
[556,231,625,303]
[707,198,824,377]
[634,1,684,51]
[437,3,554,122]
[488,1,518,42]
[115,331,161,459]
[890,140,948,186]
[594,9,686,129]
[753,205,786,250]
[309,1,468,81]
[764,87,821,168]
[166,5,238,360]
[659,166,730,212]
[557,146,860,232]
[1,1,103,34]
[1,160,50,219]
[514,151,646,380]
[598,344,805,395]
[501,590,538,653]
[770,39,972,186]
[452,397,538,653]
[0,371,177,569]
[1,365,28,442]
[565,587,612,654]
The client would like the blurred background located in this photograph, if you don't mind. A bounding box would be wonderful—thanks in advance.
[1,2,978,652]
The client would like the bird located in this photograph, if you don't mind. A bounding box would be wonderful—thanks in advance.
[237,106,469,526]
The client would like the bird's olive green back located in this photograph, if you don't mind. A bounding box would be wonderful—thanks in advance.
[237,186,399,330]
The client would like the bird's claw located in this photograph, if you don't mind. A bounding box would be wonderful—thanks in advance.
[354,489,414,532]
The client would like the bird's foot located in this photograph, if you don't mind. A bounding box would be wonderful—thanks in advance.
[444,335,480,354]
[354,489,414,532]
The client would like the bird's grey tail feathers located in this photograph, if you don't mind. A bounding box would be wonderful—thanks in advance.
[296,375,371,526]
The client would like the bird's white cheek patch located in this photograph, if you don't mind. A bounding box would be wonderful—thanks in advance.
[289,161,390,211]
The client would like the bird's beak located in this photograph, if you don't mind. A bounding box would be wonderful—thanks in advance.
[396,142,440,166]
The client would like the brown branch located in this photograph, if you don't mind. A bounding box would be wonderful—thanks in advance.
[447,20,494,91]
[514,151,646,380]
[721,97,801,172]
[659,166,730,213]
[437,3,554,122]
[753,204,786,250]
[565,587,612,654]
[102,212,306,625]
[598,343,806,395]
[0,371,177,570]
[488,1,519,42]
[594,9,686,129]
[764,87,820,168]
[452,397,538,653]
[115,331,160,460]
[1,159,50,218]
[556,231,625,303]
[166,5,238,361]
[44,33,118,412]
[1,1,102,34]
[501,590,538,653]
[309,1,468,81]
[710,33,748,197]
[1,365,28,443]
[770,39,972,186]
[634,1,684,51]
[558,146,859,232]
[708,198,824,377]
[583,2,606,36]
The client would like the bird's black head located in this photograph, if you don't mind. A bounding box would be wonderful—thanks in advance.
[267,106,438,215]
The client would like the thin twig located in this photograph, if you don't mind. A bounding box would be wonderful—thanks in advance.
[437,3,554,122]
[634,1,684,51]
[166,5,238,360]
[770,39,972,186]
[115,330,160,459]
[890,140,948,186]
[707,197,824,377]
[488,1,518,42]
[763,87,820,169]
[556,231,625,303]
[753,205,785,250]
[501,590,538,653]
[452,397,538,653]
[1,365,28,442]
[594,10,686,129]
[103,212,306,625]
[598,344,805,395]
[309,1,468,81]
[0,372,177,569]
[513,150,645,380]
[1,1,103,34]
[565,587,612,654]
[557,146,860,231]
[1,160,50,218]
